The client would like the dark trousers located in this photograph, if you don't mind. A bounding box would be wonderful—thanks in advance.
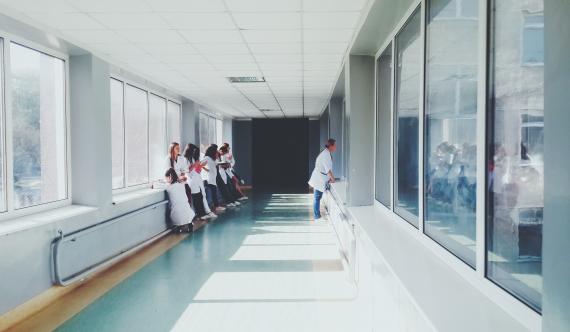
[205,181,219,208]
[216,174,235,204]
[191,191,207,217]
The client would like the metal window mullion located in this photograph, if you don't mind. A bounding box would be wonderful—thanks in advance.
[476,0,490,277]
[3,38,14,213]
[418,0,426,234]
[390,41,395,211]
[121,81,126,189]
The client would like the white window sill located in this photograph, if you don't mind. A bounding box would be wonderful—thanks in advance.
[112,188,165,205]
[0,204,98,237]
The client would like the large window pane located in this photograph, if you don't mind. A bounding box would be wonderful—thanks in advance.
[487,0,543,312]
[10,43,66,209]
[199,113,208,152]
[124,85,149,186]
[216,118,223,146]
[375,44,392,207]
[110,79,124,189]
[167,101,181,145]
[149,94,167,181]
[208,116,216,146]
[424,0,479,266]
[394,8,421,225]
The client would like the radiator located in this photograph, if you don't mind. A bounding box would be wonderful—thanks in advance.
[52,201,169,286]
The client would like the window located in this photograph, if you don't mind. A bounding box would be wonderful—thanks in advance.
[167,101,181,145]
[149,94,167,181]
[424,0,479,266]
[199,112,222,151]
[432,0,478,19]
[0,39,4,212]
[10,43,67,209]
[487,0,544,312]
[394,8,421,226]
[375,43,393,207]
[522,14,544,64]
[110,79,124,189]
[124,84,149,187]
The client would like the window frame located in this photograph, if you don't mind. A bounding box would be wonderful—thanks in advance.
[370,0,542,326]
[0,32,72,222]
[520,12,544,66]
[110,75,181,194]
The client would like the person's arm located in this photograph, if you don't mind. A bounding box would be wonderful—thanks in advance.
[327,170,336,183]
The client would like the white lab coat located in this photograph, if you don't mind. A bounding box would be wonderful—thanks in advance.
[219,154,232,184]
[308,149,333,192]
[165,155,185,176]
[164,182,195,226]
[187,158,203,194]
[202,156,218,186]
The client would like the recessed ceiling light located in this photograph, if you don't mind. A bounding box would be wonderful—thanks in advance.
[227,76,266,83]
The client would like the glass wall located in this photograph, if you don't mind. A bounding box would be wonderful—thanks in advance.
[124,85,149,187]
[110,79,124,189]
[424,0,479,266]
[167,101,181,145]
[199,112,222,152]
[375,44,393,207]
[10,43,67,209]
[486,0,544,311]
[394,8,422,226]
[199,113,209,152]
[149,94,167,181]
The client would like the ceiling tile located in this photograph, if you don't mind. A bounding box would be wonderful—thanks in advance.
[207,54,256,64]
[303,0,369,11]
[139,43,197,55]
[68,0,153,13]
[156,54,207,64]
[0,0,77,13]
[88,42,145,54]
[194,43,250,55]
[226,0,301,12]
[61,29,126,43]
[26,12,105,29]
[242,30,301,43]
[303,12,361,29]
[160,13,235,30]
[146,0,226,12]
[91,13,170,29]
[304,42,347,54]
[233,13,301,30]
[179,30,242,43]
[117,29,186,43]
[249,43,301,54]
[303,29,354,43]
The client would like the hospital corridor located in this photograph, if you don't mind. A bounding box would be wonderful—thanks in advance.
[0,0,569,331]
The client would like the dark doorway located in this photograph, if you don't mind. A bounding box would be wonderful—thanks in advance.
[252,118,309,192]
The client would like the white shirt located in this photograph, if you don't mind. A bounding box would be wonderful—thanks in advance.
[165,155,186,176]
[202,156,218,186]
[308,149,333,192]
[164,182,195,226]
[187,157,203,194]
[219,154,233,184]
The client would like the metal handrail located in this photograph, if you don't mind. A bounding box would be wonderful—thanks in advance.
[52,200,169,286]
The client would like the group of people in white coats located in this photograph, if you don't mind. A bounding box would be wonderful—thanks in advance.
[159,141,248,233]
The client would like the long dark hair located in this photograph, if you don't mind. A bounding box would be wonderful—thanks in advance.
[184,143,200,163]
[205,144,218,160]
[165,168,179,184]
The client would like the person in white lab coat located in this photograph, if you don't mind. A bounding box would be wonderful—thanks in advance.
[202,144,226,213]
[182,144,217,220]
[221,143,247,200]
[165,142,187,181]
[308,138,337,219]
[163,168,196,233]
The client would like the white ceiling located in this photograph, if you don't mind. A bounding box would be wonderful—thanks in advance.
[0,0,370,118]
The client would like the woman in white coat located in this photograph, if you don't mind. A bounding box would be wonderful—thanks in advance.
[308,138,337,219]
[163,168,196,233]
[182,144,217,220]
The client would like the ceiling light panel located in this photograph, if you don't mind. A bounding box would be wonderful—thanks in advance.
[233,13,301,30]
[160,13,235,30]
[303,12,362,29]
[178,30,242,43]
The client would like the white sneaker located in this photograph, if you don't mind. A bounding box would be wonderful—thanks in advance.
[227,203,236,207]
[238,196,248,201]
[216,206,226,212]
[234,201,241,206]
[202,214,213,220]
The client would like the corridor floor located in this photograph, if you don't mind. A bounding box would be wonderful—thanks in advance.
[55,193,360,332]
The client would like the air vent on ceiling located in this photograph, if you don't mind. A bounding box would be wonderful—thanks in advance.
[227,76,266,83]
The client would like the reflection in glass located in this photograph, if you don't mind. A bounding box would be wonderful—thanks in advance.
[394,8,421,225]
[167,101,181,144]
[149,94,167,181]
[424,0,479,266]
[487,0,544,312]
[10,43,66,208]
[375,44,392,207]
[124,85,149,186]
[110,79,124,189]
